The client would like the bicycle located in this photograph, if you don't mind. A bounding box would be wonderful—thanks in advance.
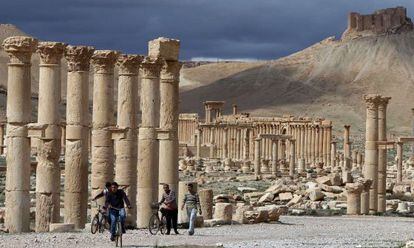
[110,206,124,247]
[91,201,109,234]
[148,203,167,235]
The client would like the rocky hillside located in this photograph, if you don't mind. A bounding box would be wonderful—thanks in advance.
[180,31,414,135]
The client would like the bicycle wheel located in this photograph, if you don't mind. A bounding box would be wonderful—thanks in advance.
[148,214,160,235]
[91,216,99,234]
[116,221,123,247]
[160,215,167,235]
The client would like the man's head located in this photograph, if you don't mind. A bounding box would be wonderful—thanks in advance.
[163,184,170,193]
[110,182,119,192]
[105,182,111,189]
[187,183,194,192]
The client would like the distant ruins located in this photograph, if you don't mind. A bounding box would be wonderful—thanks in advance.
[342,7,413,40]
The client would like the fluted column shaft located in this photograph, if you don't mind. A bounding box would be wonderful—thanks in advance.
[115,55,143,227]
[289,139,296,177]
[3,36,38,233]
[64,45,94,229]
[377,97,390,213]
[254,138,261,177]
[271,140,278,175]
[396,142,403,184]
[91,50,119,210]
[35,42,65,232]
[137,56,162,228]
[363,94,380,214]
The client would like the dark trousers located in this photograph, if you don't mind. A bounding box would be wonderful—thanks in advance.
[161,208,178,233]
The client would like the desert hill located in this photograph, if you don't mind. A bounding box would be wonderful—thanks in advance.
[180,26,414,135]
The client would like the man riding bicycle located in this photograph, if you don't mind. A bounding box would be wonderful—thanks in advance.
[105,182,131,241]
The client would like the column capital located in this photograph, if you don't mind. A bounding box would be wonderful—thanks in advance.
[65,45,95,72]
[37,42,66,64]
[345,183,363,194]
[91,50,119,74]
[161,60,182,82]
[117,54,144,75]
[344,125,351,129]
[140,56,163,79]
[378,96,391,109]
[2,36,38,64]
[363,94,382,110]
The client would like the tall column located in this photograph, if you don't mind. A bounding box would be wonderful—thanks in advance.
[3,36,38,233]
[344,125,351,159]
[137,56,163,228]
[315,126,320,163]
[311,126,316,164]
[411,108,414,159]
[322,126,327,165]
[0,124,5,155]
[64,45,94,229]
[158,47,181,198]
[326,126,332,166]
[331,141,337,168]
[243,128,250,160]
[115,54,143,227]
[35,42,65,232]
[91,50,119,208]
[289,139,296,177]
[377,96,390,213]
[396,142,403,184]
[196,128,202,160]
[254,138,261,177]
[223,128,229,159]
[318,126,323,162]
[271,139,278,175]
[363,94,381,214]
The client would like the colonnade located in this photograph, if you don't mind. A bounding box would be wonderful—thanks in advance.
[2,36,181,233]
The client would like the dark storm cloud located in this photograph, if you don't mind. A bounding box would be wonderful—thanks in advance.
[1,0,414,60]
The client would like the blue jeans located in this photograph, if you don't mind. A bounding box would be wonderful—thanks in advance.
[186,208,197,235]
[109,208,126,237]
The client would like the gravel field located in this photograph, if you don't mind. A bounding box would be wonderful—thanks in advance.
[0,215,413,248]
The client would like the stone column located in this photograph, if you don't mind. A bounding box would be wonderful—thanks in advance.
[0,124,5,155]
[360,179,372,215]
[196,128,202,160]
[115,54,143,227]
[411,108,414,159]
[289,139,296,177]
[159,54,181,198]
[91,50,119,209]
[3,36,38,233]
[326,126,332,166]
[35,41,65,232]
[64,46,94,229]
[318,126,323,162]
[223,128,229,159]
[137,56,163,228]
[271,139,278,175]
[377,96,390,213]
[357,152,363,169]
[322,126,327,165]
[235,128,241,159]
[396,141,403,184]
[243,128,250,160]
[331,141,337,168]
[352,150,358,169]
[346,183,363,215]
[254,138,261,177]
[363,94,380,214]
[199,189,213,220]
[344,125,351,159]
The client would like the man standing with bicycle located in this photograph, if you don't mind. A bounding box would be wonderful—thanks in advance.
[105,182,131,241]
[159,184,179,235]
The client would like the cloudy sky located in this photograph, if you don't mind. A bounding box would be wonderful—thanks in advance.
[1,0,414,60]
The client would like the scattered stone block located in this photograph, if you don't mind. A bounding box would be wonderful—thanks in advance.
[49,223,75,232]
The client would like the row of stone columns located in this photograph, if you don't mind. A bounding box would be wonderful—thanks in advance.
[2,36,181,233]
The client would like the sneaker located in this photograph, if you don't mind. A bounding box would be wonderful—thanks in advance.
[110,236,115,241]
[188,230,194,236]
[165,232,170,235]
[174,230,180,235]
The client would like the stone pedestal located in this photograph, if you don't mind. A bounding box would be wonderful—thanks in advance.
[35,41,66,232]
[91,50,119,213]
[64,45,94,229]
[115,54,143,227]
[137,56,163,228]
[3,36,38,233]
[346,183,363,215]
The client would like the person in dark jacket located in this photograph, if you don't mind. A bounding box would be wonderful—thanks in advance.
[159,184,179,235]
[105,182,131,241]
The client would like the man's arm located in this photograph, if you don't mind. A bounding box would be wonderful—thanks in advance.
[92,190,104,201]
[122,190,131,207]
[181,194,186,210]
[159,194,165,205]
[196,194,202,213]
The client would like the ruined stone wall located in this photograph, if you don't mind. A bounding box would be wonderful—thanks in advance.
[343,7,413,40]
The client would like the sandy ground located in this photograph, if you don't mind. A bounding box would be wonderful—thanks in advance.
[0,215,413,248]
